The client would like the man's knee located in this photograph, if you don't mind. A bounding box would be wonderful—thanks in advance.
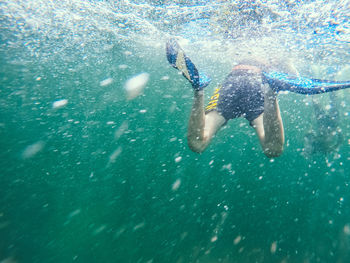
[187,138,207,153]
[263,146,284,158]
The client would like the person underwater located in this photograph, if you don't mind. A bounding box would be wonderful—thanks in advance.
[166,39,350,157]
[303,93,343,156]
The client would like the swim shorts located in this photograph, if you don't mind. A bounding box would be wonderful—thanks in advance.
[205,69,265,123]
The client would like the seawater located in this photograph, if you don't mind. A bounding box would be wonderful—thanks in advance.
[1,0,350,262]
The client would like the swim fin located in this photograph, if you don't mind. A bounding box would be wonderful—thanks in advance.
[263,71,350,95]
[166,38,211,90]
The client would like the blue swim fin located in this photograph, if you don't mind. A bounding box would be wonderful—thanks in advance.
[263,72,350,95]
[166,38,211,90]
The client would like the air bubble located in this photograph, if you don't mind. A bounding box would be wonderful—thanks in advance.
[124,73,150,100]
[100,78,113,87]
[52,99,68,109]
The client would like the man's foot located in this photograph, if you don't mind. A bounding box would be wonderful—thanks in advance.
[166,38,211,90]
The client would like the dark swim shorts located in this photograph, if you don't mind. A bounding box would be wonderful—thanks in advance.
[205,69,265,123]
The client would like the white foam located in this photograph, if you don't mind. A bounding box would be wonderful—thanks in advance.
[336,65,350,81]
[2,0,348,69]
[124,73,149,100]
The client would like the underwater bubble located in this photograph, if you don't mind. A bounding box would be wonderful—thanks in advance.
[133,222,145,231]
[67,209,81,219]
[114,121,128,140]
[172,178,181,191]
[124,73,150,100]
[93,225,107,235]
[21,141,45,159]
[118,64,128,69]
[336,65,350,80]
[233,235,241,245]
[52,99,68,109]
[222,163,232,170]
[344,224,350,235]
[270,241,277,254]
[100,78,113,87]
[108,147,122,165]
[211,235,218,242]
[114,227,126,239]
[175,156,182,163]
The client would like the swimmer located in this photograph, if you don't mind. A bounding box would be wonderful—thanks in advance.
[166,39,350,157]
[304,93,343,156]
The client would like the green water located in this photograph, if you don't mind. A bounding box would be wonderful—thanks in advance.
[1,41,350,263]
[2,1,350,262]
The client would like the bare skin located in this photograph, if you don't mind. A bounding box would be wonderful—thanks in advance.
[251,84,284,157]
[187,90,226,153]
[187,83,284,158]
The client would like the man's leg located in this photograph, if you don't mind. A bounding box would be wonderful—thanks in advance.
[251,85,285,157]
[187,90,226,153]
[166,39,222,152]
